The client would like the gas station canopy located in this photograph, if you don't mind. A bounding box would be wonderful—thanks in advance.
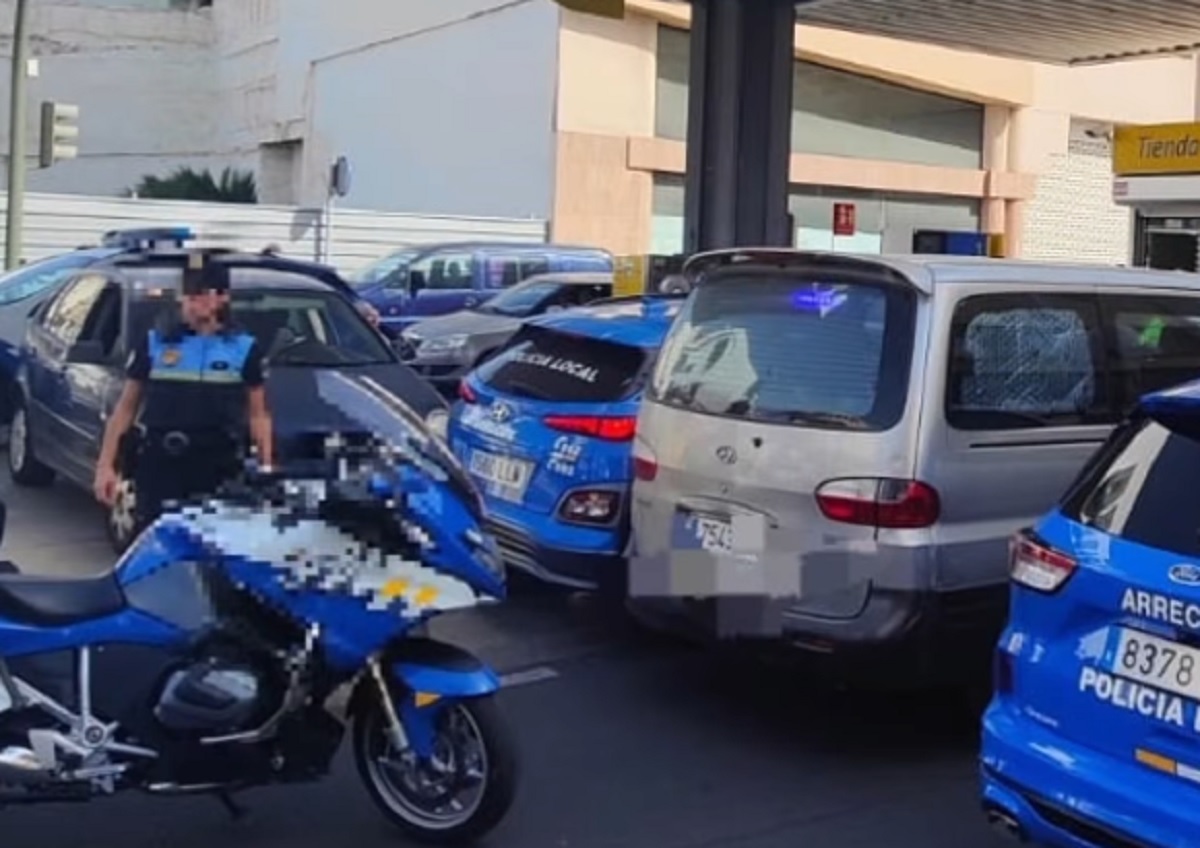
[560,0,1200,65]
[555,0,1200,255]
[793,0,1200,65]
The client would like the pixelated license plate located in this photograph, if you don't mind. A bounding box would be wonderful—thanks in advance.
[673,510,733,554]
[468,450,533,503]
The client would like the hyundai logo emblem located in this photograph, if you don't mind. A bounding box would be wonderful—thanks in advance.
[490,402,512,423]
[1169,563,1200,587]
[715,445,737,465]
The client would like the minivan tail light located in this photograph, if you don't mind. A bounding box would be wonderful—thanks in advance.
[814,478,940,529]
[544,414,636,442]
[1010,531,1076,593]
[458,382,478,404]
[633,439,658,482]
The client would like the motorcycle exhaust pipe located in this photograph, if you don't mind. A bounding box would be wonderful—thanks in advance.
[0,746,52,784]
[984,805,1026,842]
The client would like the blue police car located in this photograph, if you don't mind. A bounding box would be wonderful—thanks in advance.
[8,247,447,552]
[0,229,380,426]
[982,381,1200,846]
[448,295,682,592]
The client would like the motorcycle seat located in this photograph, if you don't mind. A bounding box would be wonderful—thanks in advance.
[0,569,126,627]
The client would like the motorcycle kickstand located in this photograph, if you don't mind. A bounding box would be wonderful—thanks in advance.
[215,791,249,822]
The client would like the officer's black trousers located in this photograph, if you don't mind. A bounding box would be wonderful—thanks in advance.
[134,441,240,527]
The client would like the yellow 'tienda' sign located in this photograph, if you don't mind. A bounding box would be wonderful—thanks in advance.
[552,0,625,18]
[1114,122,1200,176]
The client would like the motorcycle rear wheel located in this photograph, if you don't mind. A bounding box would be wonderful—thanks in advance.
[353,693,518,844]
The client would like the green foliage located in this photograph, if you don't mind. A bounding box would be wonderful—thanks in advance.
[126,167,257,204]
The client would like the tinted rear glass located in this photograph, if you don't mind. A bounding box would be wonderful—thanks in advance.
[1061,416,1200,557]
[647,268,916,430]
[476,325,647,402]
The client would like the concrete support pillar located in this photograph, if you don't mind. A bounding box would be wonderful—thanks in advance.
[683,0,796,253]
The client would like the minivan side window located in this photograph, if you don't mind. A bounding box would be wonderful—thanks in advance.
[1101,293,1200,411]
[945,293,1111,431]
[519,257,550,281]
[411,252,476,291]
[484,257,522,289]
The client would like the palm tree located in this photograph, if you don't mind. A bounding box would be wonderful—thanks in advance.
[126,167,257,204]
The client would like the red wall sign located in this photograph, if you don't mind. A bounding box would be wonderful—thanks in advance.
[832,202,856,237]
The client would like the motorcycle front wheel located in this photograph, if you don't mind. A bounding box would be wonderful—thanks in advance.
[353,693,518,844]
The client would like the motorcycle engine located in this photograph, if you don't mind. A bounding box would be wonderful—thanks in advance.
[154,660,270,734]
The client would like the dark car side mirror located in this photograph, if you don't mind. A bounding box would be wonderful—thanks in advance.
[409,270,426,293]
[65,339,107,365]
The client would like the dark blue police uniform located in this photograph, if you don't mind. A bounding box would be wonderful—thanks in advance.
[126,322,265,523]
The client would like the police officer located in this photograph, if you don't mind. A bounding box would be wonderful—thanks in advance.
[93,254,274,526]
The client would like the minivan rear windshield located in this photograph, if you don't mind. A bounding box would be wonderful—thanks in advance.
[476,325,647,403]
[647,269,916,430]
[1061,416,1200,557]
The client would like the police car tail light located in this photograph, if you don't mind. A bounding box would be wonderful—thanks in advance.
[458,382,478,404]
[1010,531,1076,593]
[559,490,621,525]
[543,414,636,442]
[815,478,940,529]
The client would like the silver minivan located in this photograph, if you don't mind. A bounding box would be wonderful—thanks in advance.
[628,249,1200,685]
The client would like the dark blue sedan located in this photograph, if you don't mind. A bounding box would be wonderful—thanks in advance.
[8,247,448,551]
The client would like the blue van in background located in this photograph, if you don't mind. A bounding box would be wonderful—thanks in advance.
[448,296,682,593]
[352,242,613,335]
[982,382,1200,847]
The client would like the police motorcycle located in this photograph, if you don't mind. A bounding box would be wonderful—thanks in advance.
[0,371,517,844]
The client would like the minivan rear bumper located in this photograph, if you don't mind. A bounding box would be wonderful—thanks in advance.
[982,700,1198,848]
[626,583,1007,685]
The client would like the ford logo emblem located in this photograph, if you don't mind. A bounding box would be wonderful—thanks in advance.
[490,402,512,423]
[1169,563,1200,587]
[715,446,737,465]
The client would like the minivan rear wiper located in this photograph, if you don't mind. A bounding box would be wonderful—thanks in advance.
[781,410,870,430]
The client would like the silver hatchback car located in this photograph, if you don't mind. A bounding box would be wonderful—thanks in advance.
[628,249,1200,686]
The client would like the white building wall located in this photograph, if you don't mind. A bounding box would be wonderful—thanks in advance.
[1021,121,1133,265]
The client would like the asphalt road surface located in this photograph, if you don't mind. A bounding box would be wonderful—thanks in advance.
[0,472,1010,848]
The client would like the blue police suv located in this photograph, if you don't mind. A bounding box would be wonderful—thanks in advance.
[8,247,447,552]
[982,381,1200,847]
[448,296,682,593]
[0,228,380,424]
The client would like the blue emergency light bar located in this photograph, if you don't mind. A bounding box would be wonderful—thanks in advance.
[101,227,194,250]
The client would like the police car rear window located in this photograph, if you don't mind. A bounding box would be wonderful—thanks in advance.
[476,325,646,403]
[1061,417,1200,557]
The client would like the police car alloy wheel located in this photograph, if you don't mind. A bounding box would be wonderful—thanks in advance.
[107,478,137,552]
[7,405,54,487]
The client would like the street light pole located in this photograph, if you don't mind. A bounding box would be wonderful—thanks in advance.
[5,0,30,270]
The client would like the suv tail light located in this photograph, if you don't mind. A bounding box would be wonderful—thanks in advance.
[814,478,940,529]
[458,382,478,404]
[1010,530,1076,593]
[544,414,636,442]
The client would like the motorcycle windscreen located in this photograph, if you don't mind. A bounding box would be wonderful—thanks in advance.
[311,369,482,517]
